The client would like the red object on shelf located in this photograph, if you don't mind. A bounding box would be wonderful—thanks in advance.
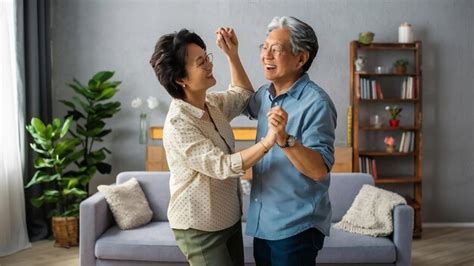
[389,119,400,128]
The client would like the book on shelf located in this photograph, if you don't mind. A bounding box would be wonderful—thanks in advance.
[359,78,383,100]
[401,77,416,99]
[409,132,415,152]
[371,159,377,179]
[399,131,415,152]
[399,132,406,152]
[376,82,384,99]
[359,156,378,179]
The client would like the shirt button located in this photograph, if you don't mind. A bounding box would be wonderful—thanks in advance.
[254,198,258,202]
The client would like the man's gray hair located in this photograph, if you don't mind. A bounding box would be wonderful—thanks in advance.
[267,16,319,72]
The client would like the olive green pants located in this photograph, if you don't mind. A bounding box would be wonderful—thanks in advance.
[172,221,244,266]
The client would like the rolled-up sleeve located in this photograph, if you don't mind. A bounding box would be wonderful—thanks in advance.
[301,100,337,171]
[207,84,254,121]
[167,117,245,179]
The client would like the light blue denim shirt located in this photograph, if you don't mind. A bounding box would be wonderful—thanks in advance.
[244,73,337,240]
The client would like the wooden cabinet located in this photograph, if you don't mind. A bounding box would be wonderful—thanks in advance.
[349,41,423,237]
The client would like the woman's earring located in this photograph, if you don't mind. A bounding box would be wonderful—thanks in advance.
[182,84,186,88]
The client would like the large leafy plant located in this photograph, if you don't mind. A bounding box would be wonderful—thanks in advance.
[25,117,86,217]
[60,71,121,194]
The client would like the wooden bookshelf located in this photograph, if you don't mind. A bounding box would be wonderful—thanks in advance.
[359,98,420,103]
[359,126,420,131]
[374,177,421,184]
[357,72,418,77]
[357,42,418,50]
[359,150,415,156]
[350,41,423,237]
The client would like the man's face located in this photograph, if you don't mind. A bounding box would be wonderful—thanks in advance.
[260,28,302,85]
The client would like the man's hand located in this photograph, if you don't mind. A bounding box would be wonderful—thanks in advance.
[215,27,238,59]
[267,106,288,146]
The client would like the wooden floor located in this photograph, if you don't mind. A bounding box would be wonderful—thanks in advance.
[1,228,473,266]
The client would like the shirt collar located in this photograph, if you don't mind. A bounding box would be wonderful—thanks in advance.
[173,99,206,119]
[267,73,309,100]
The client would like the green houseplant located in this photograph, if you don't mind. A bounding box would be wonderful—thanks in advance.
[25,116,85,247]
[358,31,375,45]
[60,71,121,194]
[393,59,409,74]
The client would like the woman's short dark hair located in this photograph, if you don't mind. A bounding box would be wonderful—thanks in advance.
[150,29,206,99]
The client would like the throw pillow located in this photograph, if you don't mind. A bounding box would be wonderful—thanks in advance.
[97,177,153,230]
[334,184,406,237]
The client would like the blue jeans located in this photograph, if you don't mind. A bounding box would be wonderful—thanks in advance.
[253,227,325,266]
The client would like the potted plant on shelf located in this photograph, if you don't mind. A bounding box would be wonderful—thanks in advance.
[393,59,409,74]
[384,136,396,153]
[60,71,121,195]
[25,117,86,248]
[385,105,402,128]
[358,31,375,45]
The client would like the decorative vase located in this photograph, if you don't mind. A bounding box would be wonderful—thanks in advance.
[139,113,148,144]
[386,144,395,153]
[394,65,407,74]
[389,119,400,128]
[398,22,414,43]
[355,56,367,72]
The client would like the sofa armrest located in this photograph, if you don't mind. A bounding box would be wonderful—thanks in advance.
[79,191,114,266]
[392,204,414,266]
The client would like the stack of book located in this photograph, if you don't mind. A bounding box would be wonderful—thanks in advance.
[358,156,378,179]
[401,77,416,99]
[399,131,415,152]
[358,78,384,99]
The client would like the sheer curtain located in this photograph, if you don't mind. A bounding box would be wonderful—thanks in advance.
[0,0,31,256]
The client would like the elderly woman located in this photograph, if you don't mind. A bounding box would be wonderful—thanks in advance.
[149,28,275,265]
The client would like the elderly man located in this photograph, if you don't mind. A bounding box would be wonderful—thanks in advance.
[244,16,337,266]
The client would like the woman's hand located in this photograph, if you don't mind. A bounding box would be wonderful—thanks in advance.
[262,121,278,149]
[267,106,289,146]
[215,27,238,59]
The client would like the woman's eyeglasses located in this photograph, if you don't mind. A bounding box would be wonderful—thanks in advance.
[194,53,213,68]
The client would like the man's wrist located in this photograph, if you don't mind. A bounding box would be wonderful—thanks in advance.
[278,134,297,148]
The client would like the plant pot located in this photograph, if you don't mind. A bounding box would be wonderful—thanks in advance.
[389,119,400,128]
[394,65,407,74]
[386,144,395,153]
[52,216,79,248]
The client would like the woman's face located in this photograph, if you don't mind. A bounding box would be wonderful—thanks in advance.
[181,43,216,94]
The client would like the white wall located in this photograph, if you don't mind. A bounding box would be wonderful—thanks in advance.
[50,0,474,222]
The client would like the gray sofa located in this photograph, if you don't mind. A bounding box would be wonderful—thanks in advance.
[80,172,413,266]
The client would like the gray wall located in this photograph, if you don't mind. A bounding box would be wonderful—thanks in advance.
[50,0,474,222]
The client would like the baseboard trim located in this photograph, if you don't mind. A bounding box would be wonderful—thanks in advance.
[423,223,474,228]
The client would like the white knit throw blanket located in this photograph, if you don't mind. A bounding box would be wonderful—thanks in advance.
[334,184,407,237]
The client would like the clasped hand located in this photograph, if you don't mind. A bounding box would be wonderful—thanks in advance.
[267,106,288,146]
[215,27,238,59]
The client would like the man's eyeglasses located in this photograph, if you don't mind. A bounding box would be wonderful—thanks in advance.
[259,43,285,57]
[194,53,213,68]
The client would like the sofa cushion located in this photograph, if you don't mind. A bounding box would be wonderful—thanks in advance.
[96,221,395,264]
[329,173,374,222]
[317,225,396,263]
[98,177,153,230]
[96,222,186,262]
[116,172,171,221]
